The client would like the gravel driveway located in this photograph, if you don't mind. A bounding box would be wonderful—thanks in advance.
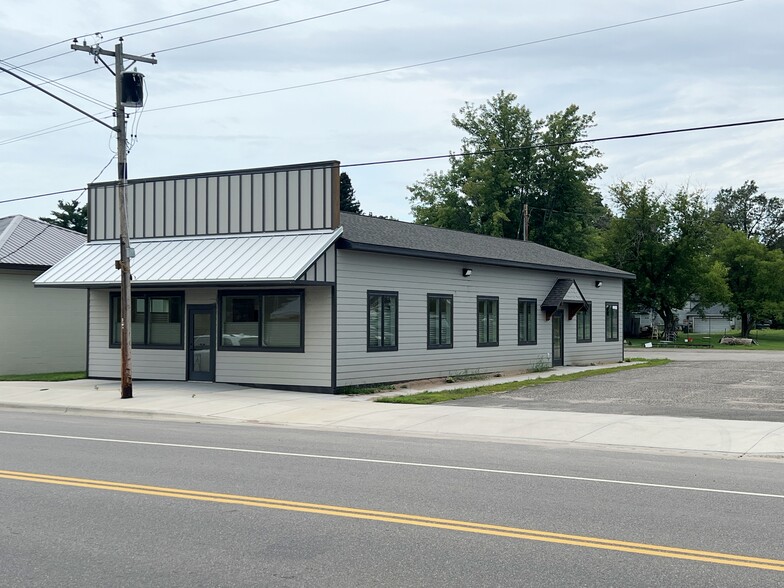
[445,353,784,422]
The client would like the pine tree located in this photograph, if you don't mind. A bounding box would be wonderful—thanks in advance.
[339,172,362,214]
[40,199,88,234]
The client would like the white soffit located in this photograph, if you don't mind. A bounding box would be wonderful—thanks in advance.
[34,228,342,287]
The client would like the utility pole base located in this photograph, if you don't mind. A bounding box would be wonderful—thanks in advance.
[121,383,133,399]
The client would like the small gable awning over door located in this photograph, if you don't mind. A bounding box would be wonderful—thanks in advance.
[541,279,588,320]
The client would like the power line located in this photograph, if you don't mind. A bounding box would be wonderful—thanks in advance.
[0,188,83,206]
[1,0,244,62]
[0,58,112,109]
[0,223,53,262]
[3,115,782,207]
[1,0,744,146]
[0,0,277,97]
[0,63,115,132]
[2,0,743,110]
[0,66,104,98]
[0,116,108,147]
[109,0,283,45]
[153,0,389,54]
[142,0,748,112]
[0,0,385,140]
[341,117,784,169]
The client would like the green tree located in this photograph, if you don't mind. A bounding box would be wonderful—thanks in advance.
[601,181,725,337]
[408,91,607,256]
[339,172,362,214]
[711,180,784,248]
[712,229,784,337]
[39,199,88,234]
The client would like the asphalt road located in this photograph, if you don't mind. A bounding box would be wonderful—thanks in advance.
[446,359,784,421]
[1,411,783,586]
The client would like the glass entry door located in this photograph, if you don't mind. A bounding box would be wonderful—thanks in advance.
[188,305,215,381]
[552,310,564,367]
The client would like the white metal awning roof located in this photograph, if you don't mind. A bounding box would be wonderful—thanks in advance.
[34,228,342,288]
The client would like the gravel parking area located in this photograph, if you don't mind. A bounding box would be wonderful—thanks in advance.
[445,358,784,421]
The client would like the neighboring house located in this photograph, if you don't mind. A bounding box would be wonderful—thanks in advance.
[626,300,737,337]
[0,215,87,375]
[35,161,634,392]
[683,301,736,334]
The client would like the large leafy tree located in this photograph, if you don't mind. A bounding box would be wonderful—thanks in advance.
[339,172,362,214]
[711,180,784,249]
[712,228,784,337]
[40,199,88,234]
[601,181,726,336]
[408,91,607,256]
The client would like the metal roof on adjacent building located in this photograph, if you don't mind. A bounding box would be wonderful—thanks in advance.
[34,228,342,288]
[0,215,86,268]
[338,212,634,279]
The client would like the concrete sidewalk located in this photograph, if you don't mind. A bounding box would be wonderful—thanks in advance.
[1,364,783,457]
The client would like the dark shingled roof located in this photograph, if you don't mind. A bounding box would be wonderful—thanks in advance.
[0,215,86,268]
[338,213,634,279]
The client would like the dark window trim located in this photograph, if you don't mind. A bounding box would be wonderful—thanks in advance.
[576,301,592,343]
[217,289,305,353]
[367,290,399,352]
[517,298,537,346]
[109,290,185,349]
[427,293,453,350]
[477,296,499,347]
[605,301,620,342]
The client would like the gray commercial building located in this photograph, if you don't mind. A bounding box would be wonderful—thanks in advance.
[36,161,633,392]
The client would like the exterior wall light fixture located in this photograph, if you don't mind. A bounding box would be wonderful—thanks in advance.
[595,280,603,288]
[463,268,473,277]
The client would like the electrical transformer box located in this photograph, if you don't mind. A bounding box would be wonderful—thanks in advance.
[121,71,144,108]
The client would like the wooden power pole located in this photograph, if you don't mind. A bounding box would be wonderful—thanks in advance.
[72,39,156,399]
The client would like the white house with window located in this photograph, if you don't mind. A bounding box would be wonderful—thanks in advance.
[35,161,633,392]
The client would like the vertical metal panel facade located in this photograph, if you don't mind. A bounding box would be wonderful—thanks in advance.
[88,162,339,241]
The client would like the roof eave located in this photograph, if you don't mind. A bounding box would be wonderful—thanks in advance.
[338,239,636,280]
[34,278,331,289]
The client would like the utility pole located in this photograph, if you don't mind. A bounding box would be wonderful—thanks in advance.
[523,203,529,241]
[72,39,157,399]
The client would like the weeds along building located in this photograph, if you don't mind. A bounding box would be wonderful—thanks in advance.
[35,160,634,392]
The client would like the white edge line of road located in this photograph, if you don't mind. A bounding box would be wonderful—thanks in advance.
[2,430,782,500]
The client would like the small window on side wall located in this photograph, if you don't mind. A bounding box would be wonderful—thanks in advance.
[427,294,453,349]
[605,302,620,341]
[368,291,398,351]
[576,302,592,343]
[518,299,537,345]
[477,296,499,347]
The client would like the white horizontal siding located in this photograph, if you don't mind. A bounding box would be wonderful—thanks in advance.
[563,282,624,365]
[336,251,624,386]
[216,286,332,388]
[89,287,331,388]
[0,269,86,375]
[88,290,185,380]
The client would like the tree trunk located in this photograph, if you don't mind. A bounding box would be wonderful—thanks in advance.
[740,312,751,338]
[658,307,678,341]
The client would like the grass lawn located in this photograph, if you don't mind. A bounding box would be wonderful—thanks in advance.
[0,371,86,382]
[375,358,671,405]
[627,329,784,351]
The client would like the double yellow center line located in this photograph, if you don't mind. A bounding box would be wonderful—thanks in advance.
[2,469,782,572]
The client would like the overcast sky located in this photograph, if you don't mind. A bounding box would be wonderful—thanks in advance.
[1,0,781,223]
